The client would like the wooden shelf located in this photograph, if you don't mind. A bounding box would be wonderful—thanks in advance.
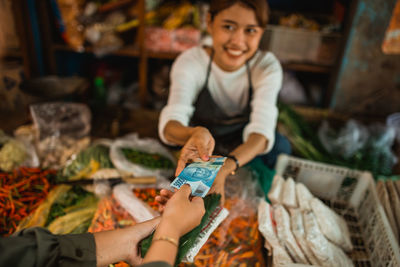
[146,50,180,60]
[52,44,141,57]
[1,48,22,58]
[282,62,332,73]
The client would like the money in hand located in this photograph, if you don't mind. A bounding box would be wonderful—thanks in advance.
[170,157,226,197]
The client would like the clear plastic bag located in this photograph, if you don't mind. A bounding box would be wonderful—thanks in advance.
[318,120,369,159]
[0,130,39,171]
[30,102,91,169]
[110,133,176,179]
[181,168,266,266]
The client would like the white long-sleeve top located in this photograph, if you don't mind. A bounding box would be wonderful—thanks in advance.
[158,46,283,154]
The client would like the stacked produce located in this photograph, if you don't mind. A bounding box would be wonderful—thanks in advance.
[0,167,55,235]
[17,185,98,235]
[184,196,265,267]
[259,175,354,266]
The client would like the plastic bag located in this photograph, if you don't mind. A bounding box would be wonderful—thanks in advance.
[310,198,353,252]
[113,183,159,223]
[318,120,369,159]
[274,204,308,264]
[181,167,266,266]
[282,177,298,209]
[30,102,91,169]
[268,174,285,204]
[110,133,176,179]
[365,123,398,176]
[0,133,39,172]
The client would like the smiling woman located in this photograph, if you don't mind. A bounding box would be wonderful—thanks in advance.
[158,0,291,203]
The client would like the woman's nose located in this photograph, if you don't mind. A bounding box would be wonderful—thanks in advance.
[229,29,246,47]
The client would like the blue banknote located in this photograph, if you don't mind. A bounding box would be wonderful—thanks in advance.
[170,157,226,197]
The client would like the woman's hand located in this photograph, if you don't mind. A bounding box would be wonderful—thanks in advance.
[175,127,215,176]
[208,168,229,204]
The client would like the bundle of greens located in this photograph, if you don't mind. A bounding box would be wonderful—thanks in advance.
[57,144,114,182]
[17,185,97,234]
[121,148,174,170]
[140,194,221,266]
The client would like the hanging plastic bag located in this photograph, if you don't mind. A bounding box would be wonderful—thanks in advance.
[110,133,176,179]
[318,120,369,159]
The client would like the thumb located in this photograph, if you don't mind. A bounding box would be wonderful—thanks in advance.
[132,217,160,240]
[191,196,205,208]
[196,144,210,161]
[177,184,193,198]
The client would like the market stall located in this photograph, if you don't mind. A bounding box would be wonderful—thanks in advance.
[1,102,400,267]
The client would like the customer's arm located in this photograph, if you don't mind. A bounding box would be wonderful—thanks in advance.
[95,217,160,267]
[0,227,96,267]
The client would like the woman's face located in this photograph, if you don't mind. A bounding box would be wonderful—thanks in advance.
[207,3,264,72]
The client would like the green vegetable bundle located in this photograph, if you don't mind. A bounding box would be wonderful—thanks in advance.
[121,148,174,170]
[57,144,114,182]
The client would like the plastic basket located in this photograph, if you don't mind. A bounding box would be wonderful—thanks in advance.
[275,154,400,267]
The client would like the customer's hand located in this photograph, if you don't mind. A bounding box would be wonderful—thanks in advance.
[175,127,215,176]
[159,184,205,237]
[155,188,174,212]
[125,217,161,266]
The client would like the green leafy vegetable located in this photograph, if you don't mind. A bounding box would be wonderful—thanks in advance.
[121,148,174,169]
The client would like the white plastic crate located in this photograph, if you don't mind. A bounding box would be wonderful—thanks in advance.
[275,154,400,267]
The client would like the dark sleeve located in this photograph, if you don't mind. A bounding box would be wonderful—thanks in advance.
[0,227,96,267]
[139,261,173,267]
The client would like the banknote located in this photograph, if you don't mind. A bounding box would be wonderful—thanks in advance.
[170,157,226,197]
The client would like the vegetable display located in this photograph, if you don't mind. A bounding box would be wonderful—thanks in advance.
[59,144,114,182]
[121,148,174,170]
[16,185,97,235]
[181,197,265,267]
[0,167,55,236]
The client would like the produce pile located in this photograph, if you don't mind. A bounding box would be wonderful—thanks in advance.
[17,185,98,235]
[260,175,354,266]
[0,167,55,235]
[181,197,265,267]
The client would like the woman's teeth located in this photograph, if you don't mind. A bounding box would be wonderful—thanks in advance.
[226,49,243,56]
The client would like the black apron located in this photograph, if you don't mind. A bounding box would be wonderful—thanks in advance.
[190,49,254,155]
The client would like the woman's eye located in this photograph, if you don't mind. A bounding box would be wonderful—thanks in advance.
[223,24,235,31]
[246,28,258,34]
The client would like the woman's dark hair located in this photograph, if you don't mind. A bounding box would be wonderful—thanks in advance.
[209,0,270,28]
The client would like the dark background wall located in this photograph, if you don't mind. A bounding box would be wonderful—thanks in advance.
[331,0,400,116]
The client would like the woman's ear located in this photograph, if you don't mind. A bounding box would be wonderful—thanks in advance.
[206,13,213,34]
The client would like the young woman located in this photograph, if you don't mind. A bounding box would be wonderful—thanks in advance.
[158,0,290,200]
